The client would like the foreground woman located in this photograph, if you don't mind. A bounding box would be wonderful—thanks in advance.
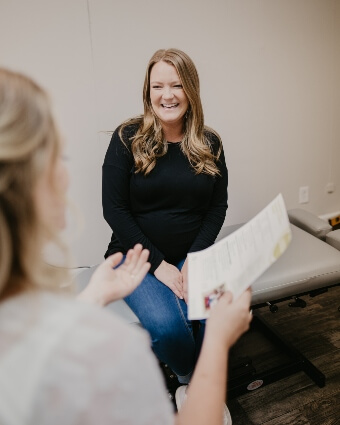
[0,67,251,425]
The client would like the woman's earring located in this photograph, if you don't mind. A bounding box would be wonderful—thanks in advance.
[185,109,189,119]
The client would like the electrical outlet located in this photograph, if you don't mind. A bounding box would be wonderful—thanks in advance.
[299,186,309,204]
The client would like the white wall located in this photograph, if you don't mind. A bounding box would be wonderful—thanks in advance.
[1,0,340,267]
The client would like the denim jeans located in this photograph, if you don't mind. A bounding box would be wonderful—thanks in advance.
[124,259,205,384]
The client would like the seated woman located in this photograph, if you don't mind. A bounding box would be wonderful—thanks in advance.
[102,48,229,392]
[0,67,251,425]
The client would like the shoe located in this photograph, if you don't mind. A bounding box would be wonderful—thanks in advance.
[175,385,188,411]
[175,385,232,424]
[223,404,232,425]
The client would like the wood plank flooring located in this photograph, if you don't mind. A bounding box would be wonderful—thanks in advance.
[227,285,340,425]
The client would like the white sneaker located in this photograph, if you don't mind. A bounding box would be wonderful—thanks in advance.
[175,385,188,411]
[175,385,232,424]
[223,404,232,425]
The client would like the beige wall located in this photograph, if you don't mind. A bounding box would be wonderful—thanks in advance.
[1,0,340,266]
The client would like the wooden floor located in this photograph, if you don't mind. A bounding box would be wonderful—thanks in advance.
[227,285,340,425]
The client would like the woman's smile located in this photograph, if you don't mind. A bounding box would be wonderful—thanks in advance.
[150,60,189,126]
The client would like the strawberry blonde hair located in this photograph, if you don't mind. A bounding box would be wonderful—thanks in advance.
[120,48,222,176]
[0,68,67,300]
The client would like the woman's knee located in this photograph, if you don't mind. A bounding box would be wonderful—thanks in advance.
[149,316,194,348]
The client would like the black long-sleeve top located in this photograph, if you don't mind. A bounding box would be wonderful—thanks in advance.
[102,123,228,273]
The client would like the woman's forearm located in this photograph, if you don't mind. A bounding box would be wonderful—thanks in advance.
[175,290,252,425]
[175,334,228,425]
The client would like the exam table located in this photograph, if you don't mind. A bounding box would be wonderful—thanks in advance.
[75,209,340,397]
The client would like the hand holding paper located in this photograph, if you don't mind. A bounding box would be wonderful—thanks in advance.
[187,194,292,319]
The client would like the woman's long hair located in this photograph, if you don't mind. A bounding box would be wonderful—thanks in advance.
[120,48,222,176]
[0,68,67,300]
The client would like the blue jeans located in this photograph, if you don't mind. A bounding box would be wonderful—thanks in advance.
[124,259,206,384]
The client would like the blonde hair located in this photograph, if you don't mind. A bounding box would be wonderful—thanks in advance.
[0,68,67,301]
[120,48,222,176]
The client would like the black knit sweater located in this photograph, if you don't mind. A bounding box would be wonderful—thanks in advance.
[102,123,228,273]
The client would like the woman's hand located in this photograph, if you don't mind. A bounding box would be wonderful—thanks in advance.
[206,289,252,349]
[77,244,150,307]
[154,260,184,299]
[181,258,189,303]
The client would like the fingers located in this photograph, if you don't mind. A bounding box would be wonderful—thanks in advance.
[219,291,233,304]
[124,244,147,270]
[182,278,188,303]
[124,243,143,267]
[154,261,184,299]
[170,269,184,299]
[106,252,123,269]
[234,289,253,331]
[138,261,151,281]
[235,288,252,309]
[171,278,184,299]
[135,246,150,271]
[242,288,252,302]
[164,273,183,299]
[123,245,150,285]
[172,279,184,299]
[133,260,151,286]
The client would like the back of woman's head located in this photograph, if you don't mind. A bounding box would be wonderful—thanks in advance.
[0,68,61,299]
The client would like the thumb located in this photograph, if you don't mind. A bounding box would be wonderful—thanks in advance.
[105,252,123,269]
[220,291,233,304]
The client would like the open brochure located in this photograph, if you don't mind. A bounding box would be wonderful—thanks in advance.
[187,193,292,320]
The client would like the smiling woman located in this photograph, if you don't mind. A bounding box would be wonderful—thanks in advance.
[102,48,229,415]
[149,60,189,135]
